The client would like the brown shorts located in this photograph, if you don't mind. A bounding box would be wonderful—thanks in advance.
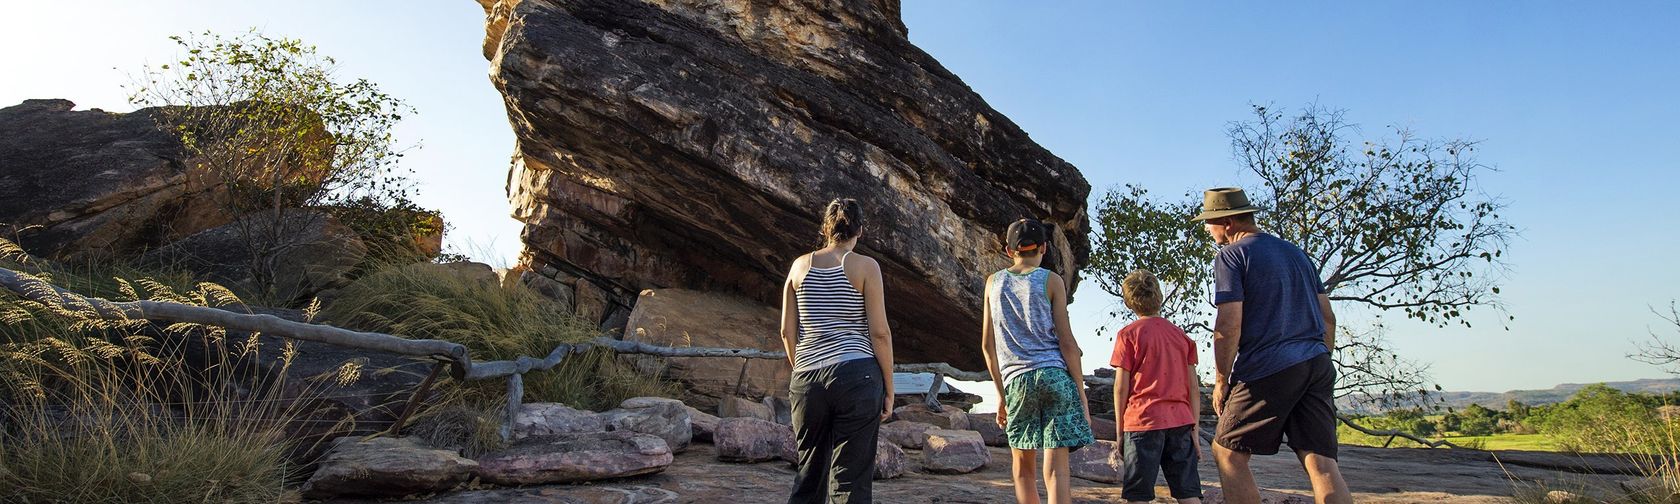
[1215,352,1338,459]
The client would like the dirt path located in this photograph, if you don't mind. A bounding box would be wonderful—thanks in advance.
[393,441,1634,503]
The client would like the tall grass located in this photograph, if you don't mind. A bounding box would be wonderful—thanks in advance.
[1504,401,1680,502]
[0,249,323,503]
[321,262,675,453]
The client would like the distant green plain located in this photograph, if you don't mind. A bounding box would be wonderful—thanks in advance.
[1339,425,1563,452]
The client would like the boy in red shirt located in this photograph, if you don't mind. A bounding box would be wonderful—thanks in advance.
[1109,269,1203,503]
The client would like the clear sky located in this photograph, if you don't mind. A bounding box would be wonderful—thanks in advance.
[3,1,1677,394]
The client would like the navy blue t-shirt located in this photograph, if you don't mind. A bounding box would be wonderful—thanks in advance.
[1213,233,1329,383]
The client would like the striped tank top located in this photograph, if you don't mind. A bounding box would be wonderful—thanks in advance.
[988,267,1065,384]
[793,251,874,372]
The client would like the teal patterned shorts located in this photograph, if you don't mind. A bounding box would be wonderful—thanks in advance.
[1003,367,1095,451]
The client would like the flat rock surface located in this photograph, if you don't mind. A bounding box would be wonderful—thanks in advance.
[390,438,1636,503]
[302,436,476,499]
[476,431,673,486]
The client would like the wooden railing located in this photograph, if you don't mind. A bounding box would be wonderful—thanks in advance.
[0,265,1116,440]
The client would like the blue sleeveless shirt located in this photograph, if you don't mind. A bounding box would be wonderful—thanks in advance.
[987,268,1065,385]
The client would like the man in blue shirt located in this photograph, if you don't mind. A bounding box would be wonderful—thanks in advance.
[1193,187,1350,504]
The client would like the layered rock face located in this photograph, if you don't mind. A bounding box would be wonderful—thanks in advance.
[479,0,1091,370]
[0,100,224,259]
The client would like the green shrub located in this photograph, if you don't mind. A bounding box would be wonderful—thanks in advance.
[321,263,676,453]
[327,195,445,274]
[1531,384,1663,454]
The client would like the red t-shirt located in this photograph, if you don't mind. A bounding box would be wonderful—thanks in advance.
[1108,317,1198,431]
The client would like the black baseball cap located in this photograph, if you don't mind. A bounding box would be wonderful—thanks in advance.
[1006,218,1048,252]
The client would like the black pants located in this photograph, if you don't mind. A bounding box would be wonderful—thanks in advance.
[789,358,883,504]
[1215,352,1339,459]
[1121,424,1202,501]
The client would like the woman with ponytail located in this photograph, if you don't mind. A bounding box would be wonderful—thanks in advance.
[779,198,895,503]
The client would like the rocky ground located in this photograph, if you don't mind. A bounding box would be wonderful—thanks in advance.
[382,441,1629,504]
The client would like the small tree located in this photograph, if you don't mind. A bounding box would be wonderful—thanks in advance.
[1090,185,1215,335]
[1405,416,1438,437]
[127,30,417,302]
[1506,399,1532,421]
[1632,301,1680,374]
[1436,412,1462,434]
[1460,403,1499,436]
[1533,384,1661,453]
[1090,104,1514,413]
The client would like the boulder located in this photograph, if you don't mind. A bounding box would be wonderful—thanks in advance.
[139,209,366,305]
[602,396,693,453]
[0,99,326,260]
[511,402,605,441]
[1091,416,1119,441]
[714,417,795,463]
[479,0,1091,371]
[920,430,990,474]
[718,395,775,422]
[967,413,1008,447]
[687,406,720,443]
[892,403,969,430]
[476,431,673,485]
[1068,440,1122,484]
[573,278,611,325]
[1545,491,1586,504]
[432,261,500,287]
[874,438,908,480]
[518,268,575,309]
[623,289,789,410]
[879,421,938,450]
[301,436,477,499]
[161,306,433,451]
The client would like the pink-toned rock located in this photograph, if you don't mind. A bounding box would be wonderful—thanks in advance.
[1068,440,1121,484]
[714,417,795,463]
[718,395,775,422]
[301,436,477,499]
[893,403,969,430]
[921,430,989,474]
[476,431,672,485]
[1091,416,1119,441]
[511,402,604,440]
[602,397,692,453]
[623,289,791,410]
[573,279,610,325]
[879,421,938,449]
[875,438,908,480]
[967,413,1008,447]
[687,406,720,443]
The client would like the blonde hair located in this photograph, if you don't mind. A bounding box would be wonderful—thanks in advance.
[1122,269,1164,317]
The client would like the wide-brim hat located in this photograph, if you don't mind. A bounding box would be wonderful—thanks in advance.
[1191,187,1263,221]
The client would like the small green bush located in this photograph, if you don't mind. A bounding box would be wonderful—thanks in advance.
[322,262,676,453]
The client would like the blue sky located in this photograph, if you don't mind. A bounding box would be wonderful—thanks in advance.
[3,1,1677,393]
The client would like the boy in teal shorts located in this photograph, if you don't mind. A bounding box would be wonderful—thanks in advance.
[981,218,1095,504]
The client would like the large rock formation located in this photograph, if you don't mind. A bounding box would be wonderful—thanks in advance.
[0,99,334,261]
[477,0,1091,371]
[0,99,226,259]
[139,209,368,305]
[623,289,789,409]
